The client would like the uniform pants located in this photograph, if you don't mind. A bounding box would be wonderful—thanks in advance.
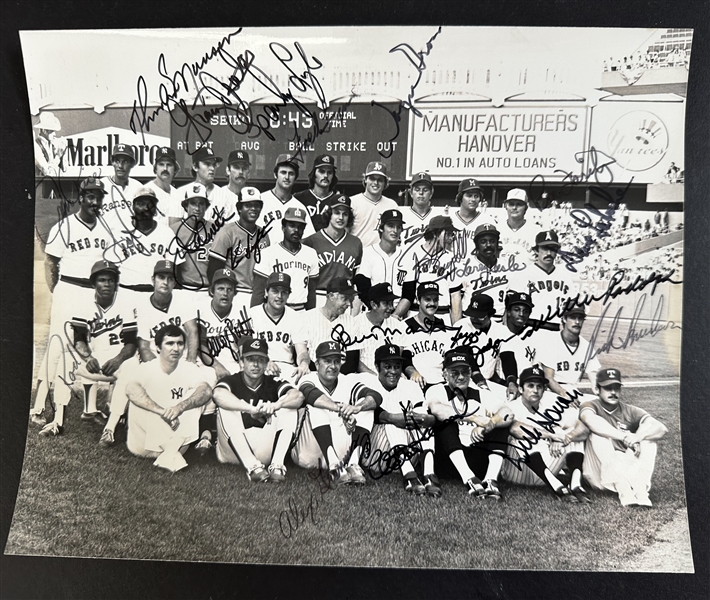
[583,434,657,494]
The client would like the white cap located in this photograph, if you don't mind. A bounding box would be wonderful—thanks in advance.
[505,188,528,203]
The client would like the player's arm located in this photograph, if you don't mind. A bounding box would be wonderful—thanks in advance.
[126,381,175,428]
[579,406,627,442]
[306,276,318,310]
[213,384,264,414]
[393,280,415,319]
[300,382,340,413]
[542,364,570,400]
[72,324,101,373]
[250,273,267,308]
[631,414,668,443]
[137,337,157,362]
[162,382,213,422]
[102,335,137,376]
[449,289,462,325]
[207,255,226,281]
[499,349,520,399]
[293,342,311,383]
[45,254,61,292]
[259,386,305,416]
[339,387,382,418]
[356,359,376,376]
[184,318,200,363]
[402,349,426,389]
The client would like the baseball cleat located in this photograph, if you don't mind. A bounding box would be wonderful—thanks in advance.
[346,464,366,485]
[483,479,503,501]
[39,422,63,437]
[81,411,108,425]
[268,464,287,483]
[330,466,351,485]
[29,411,47,427]
[466,476,486,498]
[570,486,592,503]
[554,486,580,503]
[423,474,443,498]
[403,473,426,496]
[634,492,653,507]
[194,437,213,456]
[98,428,115,448]
[247,465,270,483]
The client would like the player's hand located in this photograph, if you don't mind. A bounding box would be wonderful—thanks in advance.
[339,403,360,419]
[85,357,101,374]
[292,364,310,384]
[258,401,278,416]
[409,370,427,390]
[507,382,520,401]
[162,406,183,422]
[477,381,490,391]
[101,357,122,377]
[265,361,281,378]
[548,441,564,458]
[470,425,486,444]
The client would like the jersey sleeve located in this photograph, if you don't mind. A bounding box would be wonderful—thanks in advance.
[424,384,449,413]
[209,225,235,261]
[44,222,66,259]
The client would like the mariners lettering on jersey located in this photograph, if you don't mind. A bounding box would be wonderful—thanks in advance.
[528,279,570,295]
[67,237,109,252]
[275,259,311,273]
[171,387,184,400]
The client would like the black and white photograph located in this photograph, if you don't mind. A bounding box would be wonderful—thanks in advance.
[2,4,709,599]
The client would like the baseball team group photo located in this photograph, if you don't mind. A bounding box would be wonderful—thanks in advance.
[6,25,693,572]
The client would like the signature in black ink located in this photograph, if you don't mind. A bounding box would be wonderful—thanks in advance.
[279,462,335,539]
[196,307,253,365]
[329,323,404,350]
[557,200,620,273]
[221,224,272,270]
[554,147,617,190]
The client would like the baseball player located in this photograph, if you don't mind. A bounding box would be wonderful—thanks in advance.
[250,206,320,311]
[100,143,143,231]
[497,188,543,267]
[302,194,363,306]
[450,178,496,242]
[32,177,116,433]
[580,369,668,507]
[354,209,405,302]
[400,172,444,246]
[125,324,212,473]
[211,150,252,222]
[247,272,310,384]
[294,153,339,231]
[364,344,440,496]
[293,341,382,484]
[259,154,315,236]
[425,349,513,499]
[394,216,463,324]
[175,145,223,203]
[349,161,399,247]
[144,146,181,226]
[502,366,590,503]
[460,224,509,318]
[213,337,304,482]
[208,186,271,305]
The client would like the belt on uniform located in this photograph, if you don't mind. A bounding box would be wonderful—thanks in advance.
[59,275,93,288]
[119,283,153,292]
[287,303,306,311]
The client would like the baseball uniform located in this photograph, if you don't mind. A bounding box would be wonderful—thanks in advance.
[349,313,407,373]
[258,190,315,238]
[400,206,446,246]
[506,263,576,324]
[99,176,142,231]
[301,307,356,364]
[536,330,602,391]
[460,256,511,318]
[252,242,320,307]
[358,242,406,297]
[302,230,363,301]
[294,188,334,231]
[349,193,399,248]
[170,217,214,292]
[497,216,543,266]
[144,180,179,226]
[451,318,512,380]
[402,316,455,385]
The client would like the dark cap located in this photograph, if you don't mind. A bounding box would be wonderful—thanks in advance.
[380,209,404,226]
[364,161,389,178]
[238,186,262,204]
[410,172,433,187]
[283,206,308,224]
[240,336,269,358]
[315,341,343,359]
[375,343,404,363]
[505,291,534,310]
[474,223,499,241]
[443,349,472,369]
[457,178,482,195]
[562,302,586,317]
[211,268,237,287]
[519,365,548,385]
[597,368,623,387]
[192,146,223,164]
[534,230,561,249]
[153,259,175,276]
[90,260,119,281]
[426,215,455,233]
[327,277,356,295]
[154,147,180,170]
[79,177,105,196]
[274,153,299,173]
[369,283,398,304]
[328,193,351,208]
[416,281,441,299]
[133,186,159,204]
[313,154,336,170]
[228,150,251,166]
[111,143,136,163]
[463,293,495,318]
[266,271,292,291]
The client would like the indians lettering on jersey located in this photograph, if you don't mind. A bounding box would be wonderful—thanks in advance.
[316,249,358,271]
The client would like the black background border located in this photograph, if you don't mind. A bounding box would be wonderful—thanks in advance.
[2,2,708,599]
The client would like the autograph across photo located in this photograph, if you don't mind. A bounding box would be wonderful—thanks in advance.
[8,25,692,571]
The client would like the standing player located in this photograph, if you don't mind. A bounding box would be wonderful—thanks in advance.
[100,143,143,231]
[293,341,382,484]
[400,172,443,246]
[248,272,311,384]
[175,146,223,203]
[294,154,338,231]
[425,349,513,499]
[125,325,212,473]
[213,337,304,482]
[497,188,542,267]
[502,366,590,503]
[211,150,251,222]
[259,154,315,236]
[349,161,399,247]
[450,178,495,242]
[303,194,363,306]
[144,146,181,226]
[250,207,320,311]
[580,369,667,507]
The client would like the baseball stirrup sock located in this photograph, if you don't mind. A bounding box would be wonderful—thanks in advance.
[526,452,562,491]
[312,425,336,466]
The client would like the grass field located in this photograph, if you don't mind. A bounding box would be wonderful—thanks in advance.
[5,383,691,571]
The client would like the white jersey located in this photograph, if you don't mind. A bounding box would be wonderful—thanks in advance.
[349,313,407,374]
[247,304,306,365]
[402,316,455,385]
[100,176,143,231]
[460,256,515,318]
[298,372,375,407]
[509,396,580,433]
[71,292,138,360]
[210,185,240,223]
[135,292,194,356]
[451,318,511,379]
[302,307,355,363]
[536,331,601,386]
[358,242,405,297]
[349,193,399,247]
[253,242,320,306]
[362,373,426,414]
[144,180,180,226]
[506,263,576,323]
[400,206,445,246]
[258,190,315,238]
[497,327,543,379]
[44,214,117,280]
[497,216,543,266]
[450,209,498,247]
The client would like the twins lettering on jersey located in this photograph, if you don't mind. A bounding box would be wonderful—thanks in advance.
[90,314,124,342]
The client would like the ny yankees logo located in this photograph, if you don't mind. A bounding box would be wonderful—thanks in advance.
[525,347,537,362]
[388,346,397,355]
[171,387,184,400]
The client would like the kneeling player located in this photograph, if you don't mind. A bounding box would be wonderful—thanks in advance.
[213,337,304,482]
[125,325,212,472]
[426,349,513,499]
[502,366,591,503]
[294,341,382,484]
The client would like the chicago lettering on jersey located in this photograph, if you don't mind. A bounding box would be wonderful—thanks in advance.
[410,338,447,355]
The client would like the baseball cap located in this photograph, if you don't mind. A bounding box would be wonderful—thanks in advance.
[417,281,441,299]
[443,349,472,369]
[183,183,209,201]
[315,341,343,359]
[192,146,223,164]
[374,343,404,363]
[327,193,351,208]
[111,143,136,163]
[154,147,180,170]
[505,291,534,310]
[505,188,528,203]
[457,178,482,195]
[426,215,455,233]
[211,268,237,287]
[153,259,175,276]
[238,186,262,204]
[79,177,105,196]
[519,365,548,385]
[313,154,336,170]
[283,206,308,224]
[534,230,561,249]
[274,153,299,173]
[265,271,292,291]
[410,172,433,188]
[380,209,404,225]
[89,260,119,281]
[133,186,159,203]
[227,150,251,166]
[463,293,495,318]
[474,223,499,241]
[369,283,398,304]
[327,277,356,295]
[364,161,389,178]
[562,302,586,317]
[240,336,269,358]
[597,368,623,387]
